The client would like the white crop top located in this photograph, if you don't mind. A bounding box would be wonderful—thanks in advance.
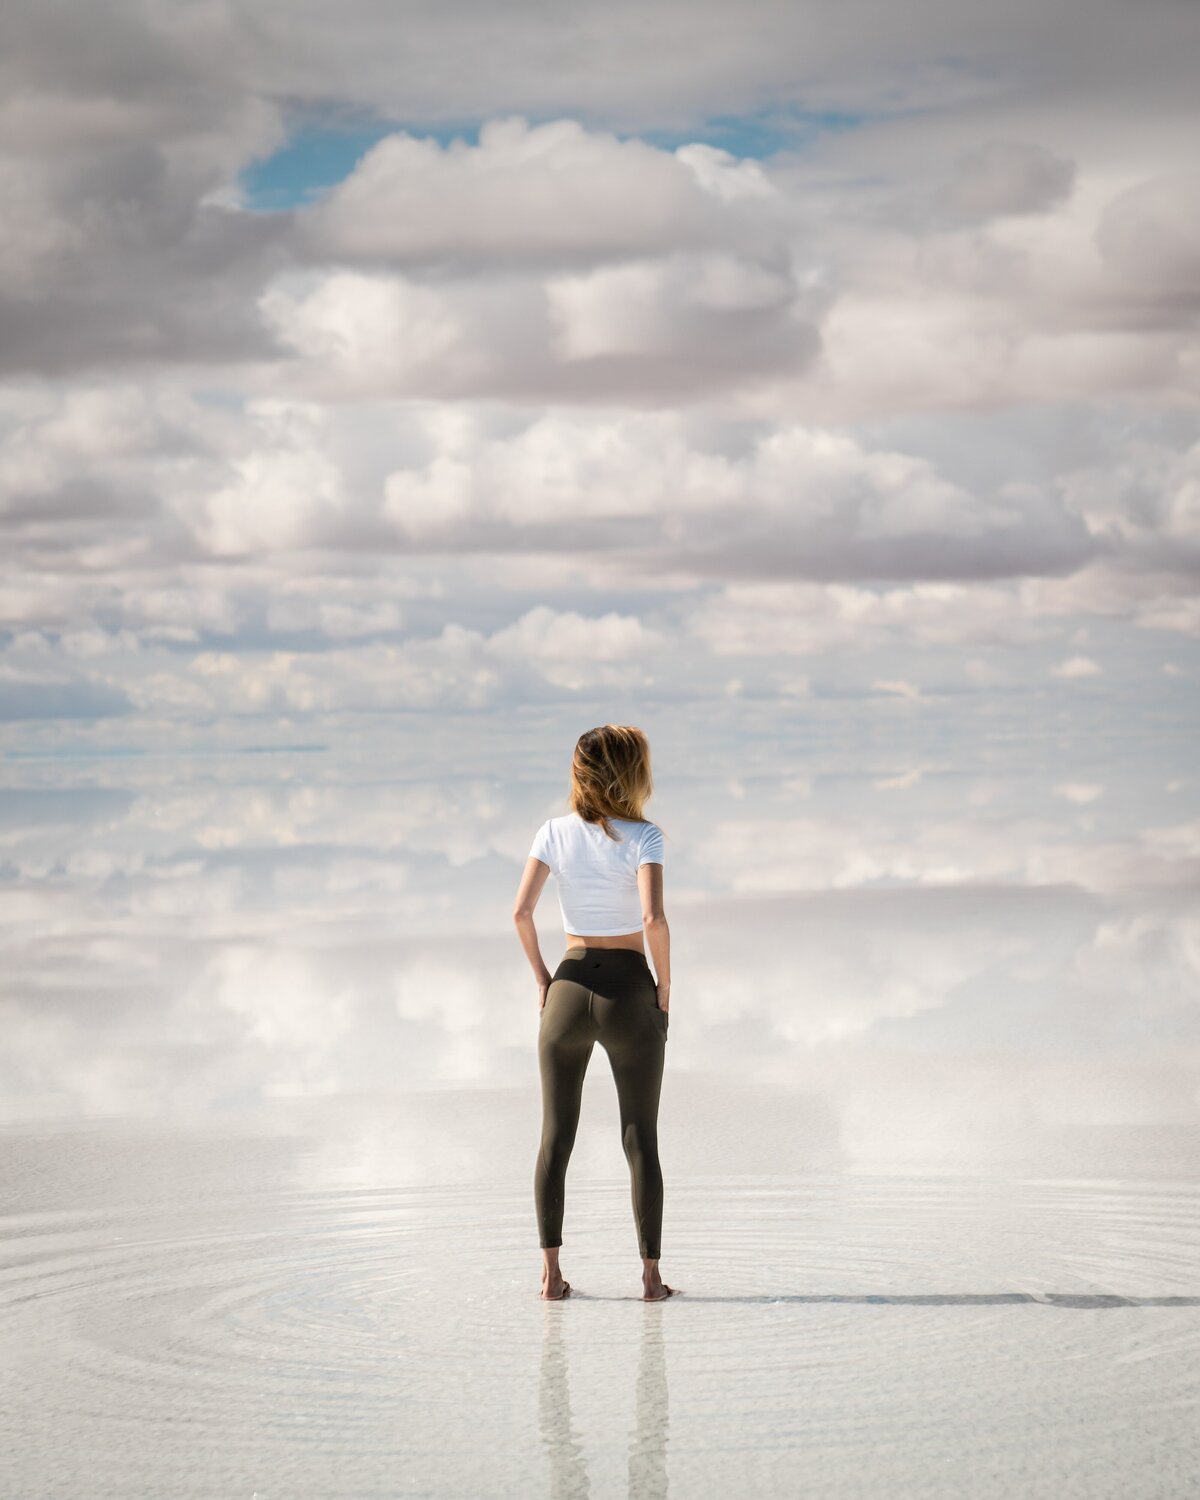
[528,811,665,936]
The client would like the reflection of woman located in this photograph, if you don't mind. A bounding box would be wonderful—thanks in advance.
[514,724,679,1303]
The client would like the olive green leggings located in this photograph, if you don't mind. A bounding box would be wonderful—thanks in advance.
[535,945,669,1261]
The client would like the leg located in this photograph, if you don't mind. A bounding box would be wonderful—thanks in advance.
[540,1245,571,1300]
[604,1012,666,1264]
[534,978,594,1264]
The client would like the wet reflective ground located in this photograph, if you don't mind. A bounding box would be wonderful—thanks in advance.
[2,1091,1198,1498]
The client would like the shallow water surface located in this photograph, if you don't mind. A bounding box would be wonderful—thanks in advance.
[1,1091,1198,1498]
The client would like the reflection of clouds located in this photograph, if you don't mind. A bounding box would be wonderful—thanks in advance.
[199,946,356,1097]
[2,836,1197,1133]
[5,782,1200,924]
[0,0,1194,1190]
[692,813,1200,894]
[1068,907,1200,1026]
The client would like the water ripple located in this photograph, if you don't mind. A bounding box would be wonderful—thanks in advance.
[2,1146,1199,1496]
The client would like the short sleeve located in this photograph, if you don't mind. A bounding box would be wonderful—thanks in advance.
[638,822,664,866]
[528,820,553,867]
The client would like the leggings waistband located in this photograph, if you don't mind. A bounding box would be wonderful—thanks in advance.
[561,945,649,963]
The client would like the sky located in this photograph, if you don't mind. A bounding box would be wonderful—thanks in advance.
[0,0,1197,1145]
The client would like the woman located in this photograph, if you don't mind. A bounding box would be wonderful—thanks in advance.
[513,724,679,1303]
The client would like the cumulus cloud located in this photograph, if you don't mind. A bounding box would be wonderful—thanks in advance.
[259,252,822,404]
[1051,655,1101,677]
[1054,783,1104,804]
[686,578,1059,655]
[689,809,1200,896]
[0,1,290,376]
[379,408,1099,581]
[1059,430,1200,575]
[1094,171,1200,304]
[295,116,787,271]
[484,604,663,666]
[1068,906,1200,1027]
[1,0,1198,1135]
[37,601,666,724]
[0,0,1195,411]
[934,140,1077,224]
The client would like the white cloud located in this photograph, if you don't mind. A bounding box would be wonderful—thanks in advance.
[295,115,785,269]
[690,810,1200,896]
[687,579,1056,655]
[1,0,1198,1145]
[484,604,663,664]
[1051,655,1101,677]
[874,767,926,789]
[258,272,478,397]
[1054,783,1104,804]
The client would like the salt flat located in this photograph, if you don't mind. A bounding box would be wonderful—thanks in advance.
[1,1082,1197,1498]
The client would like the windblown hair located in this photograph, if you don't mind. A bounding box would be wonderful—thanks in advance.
[566,724,661,841]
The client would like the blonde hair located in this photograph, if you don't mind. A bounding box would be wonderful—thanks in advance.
[566,724,661,842]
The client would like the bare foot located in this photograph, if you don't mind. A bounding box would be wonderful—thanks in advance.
[540,1271,571,1300]
[642,1275,679,1302]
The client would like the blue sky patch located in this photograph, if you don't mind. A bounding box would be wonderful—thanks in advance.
[236,107,865,211]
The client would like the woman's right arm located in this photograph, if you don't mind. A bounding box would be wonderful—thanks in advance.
[638,862,670,1009]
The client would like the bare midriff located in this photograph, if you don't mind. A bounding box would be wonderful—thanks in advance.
[564,932,645,953]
